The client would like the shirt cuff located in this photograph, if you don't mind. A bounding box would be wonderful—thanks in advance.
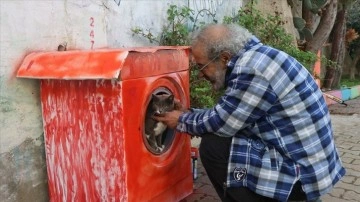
[176,112,190,132]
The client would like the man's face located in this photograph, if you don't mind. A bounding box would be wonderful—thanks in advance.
[191,44,227,91]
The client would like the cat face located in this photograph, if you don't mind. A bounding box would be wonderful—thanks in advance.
[150,94,174,115]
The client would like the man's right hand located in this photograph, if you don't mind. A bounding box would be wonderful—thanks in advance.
[152,110,184,129]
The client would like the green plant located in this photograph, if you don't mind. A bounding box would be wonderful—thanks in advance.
[189,69,224,108]
[293,17,313,41]
[132,5,218,108]
[224,3,318,71]
[303,0,328,14]
[160,5,192,45]
[132,3,333,108]
[131,5,193,45]
[340,75,360,87]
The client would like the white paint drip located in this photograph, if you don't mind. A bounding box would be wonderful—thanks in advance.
[71,173,78,202]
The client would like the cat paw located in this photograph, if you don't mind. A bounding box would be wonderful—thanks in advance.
[156,146,164,152]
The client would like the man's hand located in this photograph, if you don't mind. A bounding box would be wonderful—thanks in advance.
[152,110,184,129]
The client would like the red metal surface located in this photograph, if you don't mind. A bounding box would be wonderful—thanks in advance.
[16,46,189,80]
[17,47,192,201]
[122,73,191,202]
[40,79,126,201]
[17,50,128,80]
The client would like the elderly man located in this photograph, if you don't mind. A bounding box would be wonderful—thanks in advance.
[154,24,345,202]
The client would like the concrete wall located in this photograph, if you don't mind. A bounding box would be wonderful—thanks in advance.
[0,0,241,201]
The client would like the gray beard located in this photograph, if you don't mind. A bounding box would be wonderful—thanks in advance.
[212,68,226,91]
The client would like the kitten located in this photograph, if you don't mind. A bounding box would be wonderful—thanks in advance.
[145,94,174,152]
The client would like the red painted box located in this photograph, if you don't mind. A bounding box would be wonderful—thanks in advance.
[17,47,193,202]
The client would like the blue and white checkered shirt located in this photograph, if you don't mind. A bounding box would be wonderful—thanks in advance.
[177,37,345,201]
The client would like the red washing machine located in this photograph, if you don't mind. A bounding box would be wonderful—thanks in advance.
[17,47,193,201]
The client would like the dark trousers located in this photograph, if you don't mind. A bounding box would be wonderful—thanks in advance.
[199,133,310,202]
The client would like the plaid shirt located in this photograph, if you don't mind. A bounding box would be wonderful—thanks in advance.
[177,37,345,201]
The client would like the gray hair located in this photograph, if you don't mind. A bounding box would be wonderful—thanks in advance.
[191,24,253,59]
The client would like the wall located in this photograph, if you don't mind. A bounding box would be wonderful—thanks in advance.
[0,0,241,201]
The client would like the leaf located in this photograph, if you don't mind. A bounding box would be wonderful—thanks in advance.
[303,0,314,10]
[314,0,327,8]
[189,16,194,22]
[293,17,306,30]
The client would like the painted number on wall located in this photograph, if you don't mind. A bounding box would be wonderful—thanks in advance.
[90,17,95,49]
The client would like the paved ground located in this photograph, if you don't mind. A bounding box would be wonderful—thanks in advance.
[183,97,360,202]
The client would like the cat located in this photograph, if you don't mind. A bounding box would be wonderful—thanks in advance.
[145,94,175,152]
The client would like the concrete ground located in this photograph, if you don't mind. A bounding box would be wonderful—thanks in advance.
[183,97,360,202]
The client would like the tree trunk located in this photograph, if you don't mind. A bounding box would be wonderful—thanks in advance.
[323,68,336,90]
[332,69,343,88]
[302,2,313,30]
[323,6,346,89]
[350,53,360,80]
[305,0,338,53]
[332,40,345,88]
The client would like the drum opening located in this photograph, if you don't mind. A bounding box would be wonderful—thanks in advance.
[143,87,175,155]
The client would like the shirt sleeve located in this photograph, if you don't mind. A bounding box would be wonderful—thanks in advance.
[188,108,206,113]
[176,69,278,137]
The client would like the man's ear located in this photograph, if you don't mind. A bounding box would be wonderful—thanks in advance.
[219,51,232,66]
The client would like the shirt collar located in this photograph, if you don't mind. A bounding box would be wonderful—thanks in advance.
[225,36,261,83]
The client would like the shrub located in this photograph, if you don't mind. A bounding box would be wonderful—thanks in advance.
[132,3,323,108]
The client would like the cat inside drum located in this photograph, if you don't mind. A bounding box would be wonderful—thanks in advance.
[144,92,175,153]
